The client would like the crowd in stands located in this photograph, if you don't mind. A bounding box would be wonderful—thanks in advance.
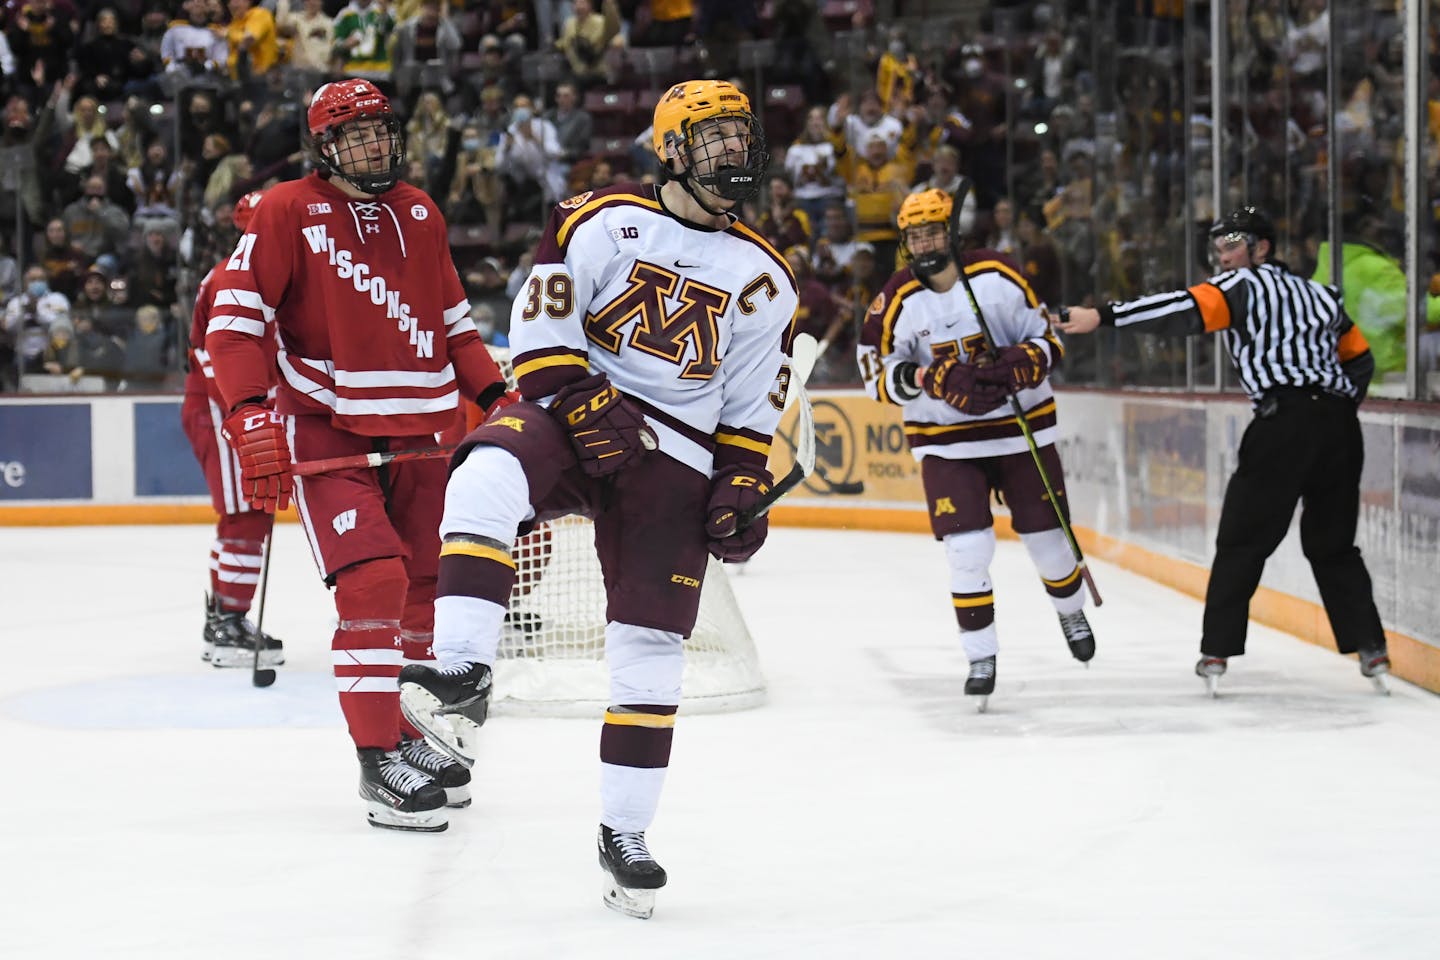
[0,0,1431,395]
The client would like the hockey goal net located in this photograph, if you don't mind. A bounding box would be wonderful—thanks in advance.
[484,348,766,716]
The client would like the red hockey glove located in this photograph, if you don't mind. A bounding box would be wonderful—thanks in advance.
[221,404,293,512]
[976,342,1050,391]
[551,373,656,477]
[483,389,522,420]
[705,465,773,562]
[918,356,1010,416]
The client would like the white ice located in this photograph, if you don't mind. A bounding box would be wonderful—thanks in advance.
[3,524,1438,959]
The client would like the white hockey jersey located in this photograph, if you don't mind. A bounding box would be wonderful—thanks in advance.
[509,183,799,478]
[857,253,1062,460]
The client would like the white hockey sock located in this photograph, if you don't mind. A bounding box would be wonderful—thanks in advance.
[944,529,999,661]
[1020,529,1086,615]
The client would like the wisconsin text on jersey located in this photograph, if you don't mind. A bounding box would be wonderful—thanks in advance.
[299,216,433,359]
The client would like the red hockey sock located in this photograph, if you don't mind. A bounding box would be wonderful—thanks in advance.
[211,511,273,612]
[332,558,407,749]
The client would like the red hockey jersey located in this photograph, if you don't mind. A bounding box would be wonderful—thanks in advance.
[204,173,504,437]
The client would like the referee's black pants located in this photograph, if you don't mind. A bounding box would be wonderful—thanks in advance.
[1201,387,1386,658]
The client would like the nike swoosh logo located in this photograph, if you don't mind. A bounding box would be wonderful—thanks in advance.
[674,260,700,269]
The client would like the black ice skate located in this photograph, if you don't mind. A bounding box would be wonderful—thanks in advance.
[204,595,284,669]
[598,825,667,919]
[1358,645,1391,695]
[398,662,492,768]
[965,656,996,713]
[356,747,448,832]
[1058,610,1096,664]
[1196,655,1227,698]
[398,734,472,808]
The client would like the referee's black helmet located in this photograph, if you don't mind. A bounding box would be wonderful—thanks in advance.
[1209,205,1276,251]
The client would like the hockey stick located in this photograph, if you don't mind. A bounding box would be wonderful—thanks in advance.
[291,444,458,477]
[948,183,1103,606]
[736,333,820,530]
[251,533,276,687]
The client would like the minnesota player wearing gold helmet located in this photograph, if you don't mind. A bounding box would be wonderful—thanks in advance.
[399,79,799,919]
[856,188,1094,710]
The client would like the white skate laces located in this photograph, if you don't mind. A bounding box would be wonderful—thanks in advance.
[439,661,478,677]
[613,831,653,864]
[380,752,435,793]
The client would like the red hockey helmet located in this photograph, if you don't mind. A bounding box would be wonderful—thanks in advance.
[307,79,404,195]
[232,190,264,231]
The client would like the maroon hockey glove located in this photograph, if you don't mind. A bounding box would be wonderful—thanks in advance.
[705,465,773,562]
[551,373,656,477]
[976,342,1050,391]
[918,356,1010,416]
[221,404,293,512]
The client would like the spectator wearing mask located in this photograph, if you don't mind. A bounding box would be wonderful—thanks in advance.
[4,266,71,373]
[495,92,566,220]
[73,136,134,213]
[470,302,508,348]
[62,176,130,263]
[445,121,502,228]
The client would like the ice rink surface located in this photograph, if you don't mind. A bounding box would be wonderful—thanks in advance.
[4,523,1438,959]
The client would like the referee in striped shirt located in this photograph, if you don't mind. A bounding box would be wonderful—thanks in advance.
[1054,206,1390,690]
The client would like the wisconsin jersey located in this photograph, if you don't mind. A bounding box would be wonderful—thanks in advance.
[858,253,1062,460]
[508,183,799,477]
[204,172,504,437]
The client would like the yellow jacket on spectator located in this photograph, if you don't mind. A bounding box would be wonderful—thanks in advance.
[651,0,694,22]
[227,4,280,78]
[841,141,909,244]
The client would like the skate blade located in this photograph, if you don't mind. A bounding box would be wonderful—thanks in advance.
[364,800,449,833]
[974,694,989,714]
[211,649,285,669]
[445,785,472,808]
[601,875,657,919]
[400,684,479,769]
[1369,673,1391,696]
[1205,675,1219,698]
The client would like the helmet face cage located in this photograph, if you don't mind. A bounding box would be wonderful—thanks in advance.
[897,190,953,276]
[315,113,405,196]
[675,112,769,203]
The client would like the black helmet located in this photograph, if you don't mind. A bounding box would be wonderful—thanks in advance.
[1209,205,1276,250]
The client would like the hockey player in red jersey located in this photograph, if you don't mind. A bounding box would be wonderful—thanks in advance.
[203,79,512,832]
[398,79,799,916]
[856,188,1094,710]
[181,190,285,670]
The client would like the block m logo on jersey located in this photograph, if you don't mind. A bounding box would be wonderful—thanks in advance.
[332,508,357,536]
[584,260,728,380]
[300,224,434,359]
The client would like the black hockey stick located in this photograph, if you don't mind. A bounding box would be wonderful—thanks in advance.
[737,333,820,530]
[251,533,277,687]
[948,182,1102,606]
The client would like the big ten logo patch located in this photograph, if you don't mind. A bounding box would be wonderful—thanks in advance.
[610,225,639,241]
[300,223,433,358]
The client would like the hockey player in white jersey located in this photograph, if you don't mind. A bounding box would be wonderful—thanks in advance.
[856,189,1094,709]
[399,79,798,917]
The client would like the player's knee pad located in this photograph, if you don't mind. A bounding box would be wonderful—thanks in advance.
[334,556,408,626]
[605,622,684,705]
[943,528,996,594]
[442,444,536,544]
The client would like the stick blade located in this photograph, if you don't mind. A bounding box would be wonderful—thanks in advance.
[783,333,820,411]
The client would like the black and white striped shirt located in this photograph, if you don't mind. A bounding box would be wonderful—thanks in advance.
[1097,262,1373,402]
